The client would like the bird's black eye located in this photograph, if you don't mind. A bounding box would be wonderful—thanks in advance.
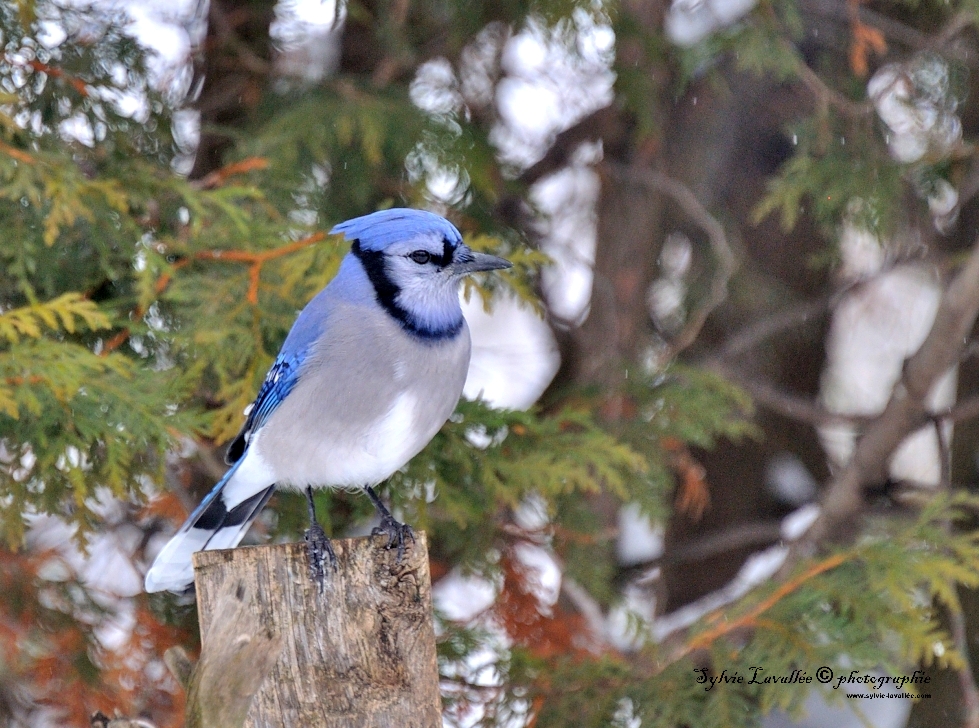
[409,250,431,264]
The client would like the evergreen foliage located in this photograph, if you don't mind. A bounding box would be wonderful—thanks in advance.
[1,0,978,725]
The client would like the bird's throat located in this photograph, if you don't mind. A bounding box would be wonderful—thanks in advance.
[351,240,464,340]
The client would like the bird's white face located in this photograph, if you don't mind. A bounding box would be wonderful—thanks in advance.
[353,231,510,339]
[373,233,469,338]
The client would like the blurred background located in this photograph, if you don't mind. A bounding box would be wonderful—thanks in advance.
[2,0,979,725]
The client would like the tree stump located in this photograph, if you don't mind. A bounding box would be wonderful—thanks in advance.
[191,533,442,728]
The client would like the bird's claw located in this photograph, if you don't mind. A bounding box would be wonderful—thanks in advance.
[305,521,337,592]
[371,515,415,562]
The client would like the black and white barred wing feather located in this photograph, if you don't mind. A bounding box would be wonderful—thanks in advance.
[144,350,307,593]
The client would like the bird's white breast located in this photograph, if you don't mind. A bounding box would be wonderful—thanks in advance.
[251,298,471,490]
[314,391,421,487]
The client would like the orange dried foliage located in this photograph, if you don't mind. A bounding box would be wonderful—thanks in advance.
[192,231,327,304]
[0,548,191,728]
[661,436,710,521]
[27,59,89,96]
[661,552,850,669]
[429,557,450,583]
[4,374,46,386]
[550,523,605,546]
[847,0,887,76]
[199,156,270,190]
[103,230,329,355]
[492,548,589,660]
[99,329,131,357]
[139,491,189,524]
[0,139,36,164]
[599,392,638,422]
[527,694,548,728]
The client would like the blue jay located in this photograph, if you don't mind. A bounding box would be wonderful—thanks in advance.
[144,209,511,593]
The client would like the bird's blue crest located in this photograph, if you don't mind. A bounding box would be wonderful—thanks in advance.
[330,209,463,251]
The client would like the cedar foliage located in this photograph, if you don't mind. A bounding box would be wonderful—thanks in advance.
[1,0,979,726]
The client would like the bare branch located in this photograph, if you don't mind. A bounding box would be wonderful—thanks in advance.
[799,0,979,68]
[561,576,612,647]
[617,521,784,585]
[713,297,829,362]
[163,646,194,690]
[710,360,869,427]
[933,11,974,49]
[517,106,629,187]
[790,233,979,557]
[706,271,979,429]
[208,1,272,77]
[618,166,738,358]
[792,53,874,118]
[934,416,951,489]
[667,521,786,565]
[651,553,851,673]
[642,236,979,677]
[943,395,979,424]
[955,160,979,211]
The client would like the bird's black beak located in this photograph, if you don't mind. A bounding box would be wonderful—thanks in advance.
[450,249,512,275]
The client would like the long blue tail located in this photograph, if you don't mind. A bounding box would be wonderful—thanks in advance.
[144,458,275,593]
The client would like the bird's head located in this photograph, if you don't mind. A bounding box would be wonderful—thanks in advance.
[331,209,511,339]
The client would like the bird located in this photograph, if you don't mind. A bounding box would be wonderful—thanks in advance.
[144,208,511,593]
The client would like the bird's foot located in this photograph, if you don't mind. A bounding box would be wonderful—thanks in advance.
[371,514,415,563]
[304,521,337,593]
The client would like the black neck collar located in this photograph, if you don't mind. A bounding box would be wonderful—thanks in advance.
[351,240,463,340]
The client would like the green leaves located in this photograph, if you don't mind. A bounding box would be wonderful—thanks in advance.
[0,293,110,344]
[5,1,978,725]
[0,340,185,544]
[398,398,649,515]
[372,365,754,587]
[753,121,904,236]
[634,364,758,448]
[614,495,979,726]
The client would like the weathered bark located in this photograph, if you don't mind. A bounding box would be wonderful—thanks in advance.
[186,577,283,728]
[191,534,442,728]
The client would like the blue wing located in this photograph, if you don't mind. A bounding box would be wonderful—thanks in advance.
[146,347,308,592]
[224,278,335,465]
[225,350,307,464]
[147,290,336,592]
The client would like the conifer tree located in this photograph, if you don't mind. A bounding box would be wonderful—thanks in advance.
[3,0,979,726]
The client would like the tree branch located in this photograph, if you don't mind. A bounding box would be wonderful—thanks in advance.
[944,395,979,424]
[705,279,979,430]
[651,553,850,673]
[616,521,785,586]
[517,105,629,187]
[792,52,874,118]
[618,167,738,358]
[644,236,979,677]
[711,361,871,427]
[791,233,979,556]
[207,1,272,77]
[713,297,830,362]
[799,0,978,68]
